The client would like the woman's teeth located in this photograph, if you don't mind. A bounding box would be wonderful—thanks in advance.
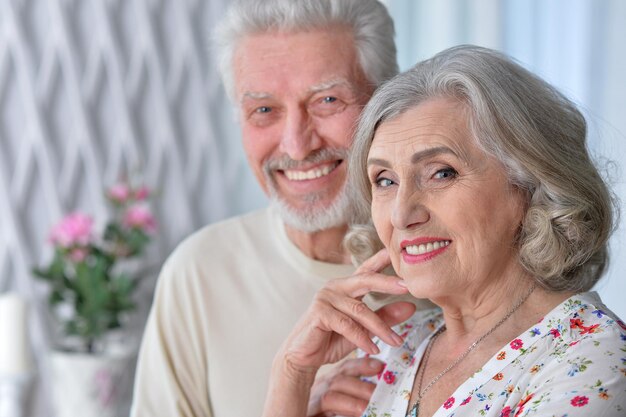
[405,240,450,255]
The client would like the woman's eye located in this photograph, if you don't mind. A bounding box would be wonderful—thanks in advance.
[375,178,395,187]
[433,167,458,180]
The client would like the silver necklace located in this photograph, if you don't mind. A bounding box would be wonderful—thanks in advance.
[407,284,536,417]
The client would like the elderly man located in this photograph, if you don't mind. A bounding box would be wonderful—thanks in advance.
[130,1,404,416]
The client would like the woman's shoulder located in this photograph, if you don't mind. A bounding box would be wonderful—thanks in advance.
[513,292,626,415]
[547,291,625,345]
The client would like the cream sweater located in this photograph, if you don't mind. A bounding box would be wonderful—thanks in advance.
[130,207,358,417]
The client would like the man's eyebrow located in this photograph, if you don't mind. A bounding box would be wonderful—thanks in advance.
[367,146,459,168]
[240,79,355,104]
[310,79,353,93]
[241,91,272,103]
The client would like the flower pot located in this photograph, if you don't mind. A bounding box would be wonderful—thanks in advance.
[49,348,136,417]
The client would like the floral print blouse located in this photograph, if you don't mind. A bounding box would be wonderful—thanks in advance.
[360,291,626,417]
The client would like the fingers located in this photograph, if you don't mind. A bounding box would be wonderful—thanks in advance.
[335,357,385,378]
[309,359,384,417]
[320,289,405,350]
[329,270,407,299]
[281,249,411,372]
[376,301,417,328]
[357,248,391,274]
[317,390,370,417]
[319,308,381,355]
[309,250,411,353]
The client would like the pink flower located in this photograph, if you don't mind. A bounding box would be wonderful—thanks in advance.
[443,396,455,409]
[549,328,561,338]
[68,247,90,262]
[461,396,471,406]
[94,369,115,407]
[571,395,589,407]
[134,186,151,200]
[500,406,512,417]
[510,339,523,350]
[107,183,131,203]
[49,213,94,248]
[382,370,396,384]
[123,205,157,233]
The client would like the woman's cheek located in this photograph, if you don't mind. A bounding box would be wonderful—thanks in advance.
[371,199,391,246]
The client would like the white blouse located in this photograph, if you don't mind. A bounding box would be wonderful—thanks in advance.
[360,291,626,417]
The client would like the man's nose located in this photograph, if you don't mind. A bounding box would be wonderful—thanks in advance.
[279,107,321,161]
[391,185,430,230]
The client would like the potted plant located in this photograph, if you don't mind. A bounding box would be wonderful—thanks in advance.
[32,182,157,417]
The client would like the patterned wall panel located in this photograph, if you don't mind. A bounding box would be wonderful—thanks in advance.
[0,0,266,415]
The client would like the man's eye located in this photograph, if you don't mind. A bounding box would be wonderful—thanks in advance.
[323,96,337,104]
[375,178,395,187]
[433,168,458,180]
[255,106,272,113]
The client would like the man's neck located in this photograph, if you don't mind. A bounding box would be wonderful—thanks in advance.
[284,223,351,264]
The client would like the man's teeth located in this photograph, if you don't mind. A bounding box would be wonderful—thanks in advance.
[284,163,337,181]
[405,240,450,255]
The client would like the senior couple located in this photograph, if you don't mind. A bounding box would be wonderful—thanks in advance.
[131,1,626,416]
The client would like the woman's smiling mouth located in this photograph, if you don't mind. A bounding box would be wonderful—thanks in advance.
[401,238,451,263]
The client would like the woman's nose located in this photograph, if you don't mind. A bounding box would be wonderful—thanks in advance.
[391,186,430,230]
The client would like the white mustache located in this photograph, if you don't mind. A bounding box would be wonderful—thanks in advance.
[263,149,349,172]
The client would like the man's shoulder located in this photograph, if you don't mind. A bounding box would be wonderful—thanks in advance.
[171,207,273,260]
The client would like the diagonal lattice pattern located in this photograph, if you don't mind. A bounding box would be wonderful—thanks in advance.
[0,0,266,415]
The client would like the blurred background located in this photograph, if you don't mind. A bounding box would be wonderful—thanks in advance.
[0,0,624,415]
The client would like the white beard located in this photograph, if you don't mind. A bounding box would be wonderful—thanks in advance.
[268,180,355,233]
[263,148,355,233]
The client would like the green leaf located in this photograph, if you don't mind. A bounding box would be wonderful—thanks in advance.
[48,290,64,305]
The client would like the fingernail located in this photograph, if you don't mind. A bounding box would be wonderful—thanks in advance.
[392,332,404,346]
[396,280,407,288]
[369,359,384,369]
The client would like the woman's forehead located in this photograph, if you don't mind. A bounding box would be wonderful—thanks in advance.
[369,98,474,159]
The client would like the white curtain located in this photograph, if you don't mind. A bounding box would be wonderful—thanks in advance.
[386,0,626,318]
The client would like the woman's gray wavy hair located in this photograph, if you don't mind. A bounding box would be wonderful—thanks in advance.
[347,45,616,293]
[213,0,398,100]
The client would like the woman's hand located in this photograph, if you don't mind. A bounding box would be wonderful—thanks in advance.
[282,249,415,373]
[307,357,385,417]
[262,249,416,417]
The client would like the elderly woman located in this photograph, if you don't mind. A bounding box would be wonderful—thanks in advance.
[262,45,626,417]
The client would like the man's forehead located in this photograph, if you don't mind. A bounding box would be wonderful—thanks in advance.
[233,28,366,102]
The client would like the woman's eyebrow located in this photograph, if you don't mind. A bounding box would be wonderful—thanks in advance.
[410,146,458,164]
[367,146,459,169]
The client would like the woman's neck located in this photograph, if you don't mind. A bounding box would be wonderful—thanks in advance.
[436,280,573,356]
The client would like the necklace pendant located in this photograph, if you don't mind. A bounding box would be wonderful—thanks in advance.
[408,401,419,417]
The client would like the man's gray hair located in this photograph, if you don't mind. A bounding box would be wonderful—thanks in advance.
[213,0,398,100]
[347,45,616,293]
